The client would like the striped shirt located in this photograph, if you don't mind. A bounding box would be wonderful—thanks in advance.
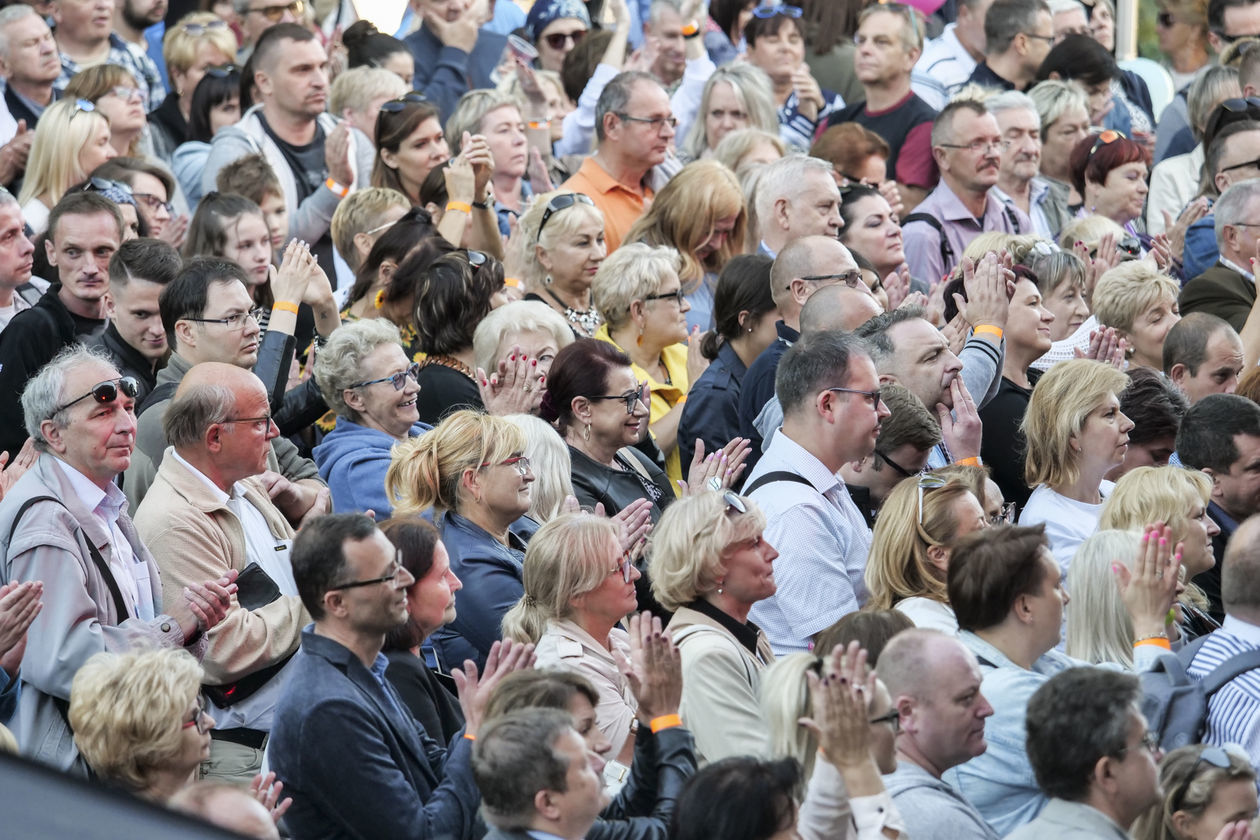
[1187,615,1260,768]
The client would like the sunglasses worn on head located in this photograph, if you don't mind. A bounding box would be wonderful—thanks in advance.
[203,64,240,79]
[543,29,586,50]
[53,377,139,415]
[180,19,230,35]
[916,473,948,525]
[378,92,430,114]
[752,4,802,18]
[538,192,595,235]
[465,249,487,268]
[72,98,96,117]
[1087,129,1127,160]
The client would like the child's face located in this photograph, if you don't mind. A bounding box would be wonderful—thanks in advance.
[259,191,289,255]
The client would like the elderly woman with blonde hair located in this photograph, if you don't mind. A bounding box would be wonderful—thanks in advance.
[471,299,574,416]
[516,190,608,338]
[679,63,779,163]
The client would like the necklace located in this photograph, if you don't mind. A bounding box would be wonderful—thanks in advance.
[421,354,475,380]
[544,287,603,335]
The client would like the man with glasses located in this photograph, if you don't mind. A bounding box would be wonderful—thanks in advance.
[232,0,303,60]
[1208,0,1260,54]
[967,0,1054,94]
[136,362,310,782]
[1181,116,1260,280]
[838,384,941,526]
[988,91,1069,238]
[1183,151,1260,330]
[560,70,678,253]
[903,99,1030,284]
[271,512,530,840]
[0,345,234,772]
[51,0,165,110]
[0,192,121,459]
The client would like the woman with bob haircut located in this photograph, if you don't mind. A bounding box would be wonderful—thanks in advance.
[471,300,574,416]
[1019,358,1134,573]
[312,319,428,516]
[385,409,540,672]
[679,64,779,163]
[1068,130,1153,245]
[502,513,641,763]
[68,648,213,801]
[1025,244,1096,372]
[63,64,149,159]
[650,490,778,763]
[864,474,990,634]
[18,98,116,234]
[1131,744,1258,840]
[172,65,243,207]
[517,189,608,338]
[625,161,748,334]
[1091,262,1182,371]
[330,66,408,142]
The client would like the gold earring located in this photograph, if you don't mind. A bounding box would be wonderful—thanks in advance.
[583,422,591,442]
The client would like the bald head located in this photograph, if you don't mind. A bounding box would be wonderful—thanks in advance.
[165,362,274,488]
[171,782,280,840]
[800,283,883,335]
[177,361,262,397]
[1224,515,1260,621]
[770,236,860,322]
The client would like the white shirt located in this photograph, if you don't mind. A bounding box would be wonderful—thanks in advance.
[912,24,977,110]
[1019,482,1114,576]
[895,597,959,635]
[0,276,49,332]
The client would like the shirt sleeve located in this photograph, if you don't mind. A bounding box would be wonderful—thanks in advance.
[894,122,938,190]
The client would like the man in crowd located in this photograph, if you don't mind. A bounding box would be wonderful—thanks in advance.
[988,91,1070,237]
[1181,178,1260,332]
[1180,120,1260,281]
[968,0,1054,92]
[642,0,688,89]
[0,345,233,771]
[0,188,43,332]
[1047,0,1091,40]
[744,330,890,653]
[560,70,676,253]
[1164,313,1245,404]
[831,3,937,211]
[88,239,180,404]
[1177,394,1260,621]
[406,0,507,118]
[1208,0,1260,55]
[0,3,59,176]
[113,0,166,57]
[751,155,842,258]
[0,192,121,458]
[232,0,302,61]
[52,0,164,109]
[1008,668,1162,839]
[902,100,1030,284]
[135,364,308,782]
[272,513,529,838]
[877,628,998,840]
[473,708,610,840]
[912,0,993,109]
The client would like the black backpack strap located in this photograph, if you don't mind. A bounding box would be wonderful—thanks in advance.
[1001,202,1021,234]
[743,470,814,496]
[8,495,130,621]
[901,212,953,266]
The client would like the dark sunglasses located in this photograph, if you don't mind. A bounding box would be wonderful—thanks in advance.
[52,377,139,415]
[202,64,240,79]
[378,92,430,114]
[587,382,650,414]
[349,361,421,391]
[538,192,595,235]
[542,29,586,50]
[1205,97,1260,145]
[1156,11,1177,27]
[247,0,303,21]
[752,4,803,18]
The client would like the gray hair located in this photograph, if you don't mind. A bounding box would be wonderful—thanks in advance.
[854,305,928,370]
[313,319,406,421]
[21,345,119,448]
[985,89,1040,125]
[1045,0,1086,16]
[473,708,575,830]
[0,4,36,61]
[163,382,236,450]
[1027,79,1087,141]
[776,329,870,416]
[1215,179,1260,246]
[595,71,660,142]
[590,242,682,329]
[752,155,835,232]
[472,300,574,377]
[0,185,17,210]
[647,0,681,27]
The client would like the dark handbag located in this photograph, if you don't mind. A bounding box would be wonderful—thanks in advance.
[202,562,296,707]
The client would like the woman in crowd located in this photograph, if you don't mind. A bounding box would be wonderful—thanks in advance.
[446,91,532,235]
[679,64,779,163]
[526,0,591,74]
[94,157,181,245]
[814,608,914,665]
[342,19,415,86]
[372,94,453,205]
[68,648,211,802]
[1024,243,1095,371]
[329,66,408,144]
[864,474,990,634]
[706,0,757,65]
[18,98,115,234]
[312,319,426,516]
[1132,745,1258,840]
[64,65,148,159]
[172,65,242,206]
[502,513,640,764]
[504,413,574,522]
[411,249,506,424]
[1028,79,1092,206]
[385,409,540,672]
[1019,358,1134,573]
[713,127,786,175]
[1069,130,1151,242]
[651,490,778,763]
[1092,262,1182,371]
[148,12,238,159]
[813,123,890,188]
[743,4,843,151]
[184,192,275,303]
[340,205,436,325]
[840,185,907,288]
[472,300,573,415]
[379,516,466,743]
[592,243,704,486]
[1039,35,1154,143]
[677,254,777,474]
[519,190,607,338]
[330,187,412,283]
[625,161,748,333]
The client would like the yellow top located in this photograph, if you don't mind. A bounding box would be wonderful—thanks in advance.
[594,325,689,492]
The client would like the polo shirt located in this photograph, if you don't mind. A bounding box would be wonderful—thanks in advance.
[968,61,1016,92]
[829,90,938,190]
[902,181,1031,285]
[559,156,653,254]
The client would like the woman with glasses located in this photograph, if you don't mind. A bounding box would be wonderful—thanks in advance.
[312,320,427,516]
[65,65,148,159]
[526,0,591,74]
[386,409,540,672]
[148,12,238,160]
[173,64,242,207]
[502,513,642,765]
[18,98,115,235]
[1132,745,1257,840]
[94,157,183,247]
[650,490,778,763]
[864,474,990,635]
[1019,358,1134,574]
[625,161,749,334]
[519,189,608,338]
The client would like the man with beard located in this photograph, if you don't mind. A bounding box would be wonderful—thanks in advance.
[0,5,59,180]
[113,0,165,55]
[51,0,165,110]
[902,100,1031,285]
[988,91,1070,238]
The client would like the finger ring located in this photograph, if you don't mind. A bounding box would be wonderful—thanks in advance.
[523,384,532,392]
[706,476,721,491]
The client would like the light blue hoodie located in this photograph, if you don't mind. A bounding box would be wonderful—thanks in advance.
[313,417,430,517]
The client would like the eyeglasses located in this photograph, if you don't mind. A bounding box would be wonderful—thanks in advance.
[247,0,304,21]
[1022,31,1055,43]
[538,192,595,234]
[183,305,265,331]
[827,386,884,412]
[133,192,173,216]
[614,113,678,131]
[72,98,96,117]
[643,288,685,306]
[1171,746,1233,811]
[587,382,650,414]
[179,19,230,35]
[869,708,900,733]
[916,474,948,525]
[876,448,919,479]
[990,501,1017,525]
[107,85,143,102]
[350,362,421,391]
[52,376,139,415]
[1087,129,1127,159]
[1117,730,1161,758]
[795,269,864,289]
[752,4,803,18]
[608,550,634,583]
[1221,155,1260,174]
[328,557,409,591]
[378,92,429,114]
[203,63,240,79]
[938,138,1004,153]
[222,414,274,432]
[478,455,533,476]
[1213,29,1260,44]
[543,29,587,50]
[181,699,211,735]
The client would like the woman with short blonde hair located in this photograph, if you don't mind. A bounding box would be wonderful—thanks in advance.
[329,66,408,141]
[64,64,147,157]
[516,190,607,337]
[472,299,574,388]
[1092,262,1182,370]
[712,127,786,175]
[502,413,573,522]
[18,99,115,234]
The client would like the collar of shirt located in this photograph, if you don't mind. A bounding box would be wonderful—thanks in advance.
[579,155,652,199]
[52,456,121,522]
[764,429,843,495]
[1220,255,1256,283]
[932,180,1002,224]
[1222,614,1260,646]
[171,449,235,505]
[687,596,764,655]
[775,319,800,344]
[527,831,572,840]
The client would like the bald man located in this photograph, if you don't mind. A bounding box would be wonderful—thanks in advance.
[135,362,315,783]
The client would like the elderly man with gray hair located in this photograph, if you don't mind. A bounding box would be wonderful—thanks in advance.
[134,361,308,784]
[1180,178,1260,332]
[0,3,57,176]
[751,155,843,258]
[987,90,1070,237]
[0,345,233,773]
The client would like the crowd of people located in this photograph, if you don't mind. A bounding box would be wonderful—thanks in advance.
[2,0,1260,837]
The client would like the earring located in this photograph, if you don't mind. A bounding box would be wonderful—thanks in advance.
[636,324,644,347]
[583,422,591,442]
[716,579,725,595]
[544,275,553,285]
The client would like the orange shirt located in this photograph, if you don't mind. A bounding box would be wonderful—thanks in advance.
[559,156,653,254]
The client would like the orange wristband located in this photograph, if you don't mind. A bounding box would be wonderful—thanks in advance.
[463,732,476,741]
[955,456,981,467]
[325,178,349,198]
[446,201,472,214]
[272,300,300,314]
[972,324,1004,341]
[528,120,550,130]
[1135,637,1171,651]
[649,714,682,733]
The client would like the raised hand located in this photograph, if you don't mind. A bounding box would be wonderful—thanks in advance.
[611,498,654,557]
[614,612,682,721]
[1114,522,1181,640]
[477,345,543,415]
[453,638,536,735]
[883,264,912,311]
[799,641,876,769]
[937,376,981,461]
[249,771,293,825]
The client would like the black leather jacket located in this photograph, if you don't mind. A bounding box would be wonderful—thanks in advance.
[568,445,674,522]
[589,725,697,840]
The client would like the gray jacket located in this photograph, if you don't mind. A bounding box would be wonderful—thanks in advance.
[883,761,999,840]
[1004,798,1130,840]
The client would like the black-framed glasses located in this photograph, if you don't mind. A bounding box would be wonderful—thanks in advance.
[180,19,230,34]
[938,138,1003,153]
[796,270,863,289]
[1212,29,1260,45]
[827,385,884,412]
[222,414,274,432]
[203,63,240,79]
[181,699,212,734]
[538,192,595,235]
[1156,11,1177,27]
[752,4,802,18]
[991,501,1016,525]
[1220,155,1260,173]
[329,556,409,591]
[1022,31,1055,43]
[133,192,173,216]
[543,29,587,49]
[916,473,948,525]
[247,0,303,21]
[350,362,421,391]
[614,113,678,131]
[183,305,265,331]
[52,377,139,415]
[876,448,918,479]
[477,455,532,476]
[870,708,900,733]
[1171,746,1232,811]
[378,92,429,114]
[587,382,650,414]
[644,288,686,306]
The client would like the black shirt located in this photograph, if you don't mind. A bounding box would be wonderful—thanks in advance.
[978,369,1042,514]
[686,597,764,657]
[414,361,482,425]
[968,62,1017,91]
